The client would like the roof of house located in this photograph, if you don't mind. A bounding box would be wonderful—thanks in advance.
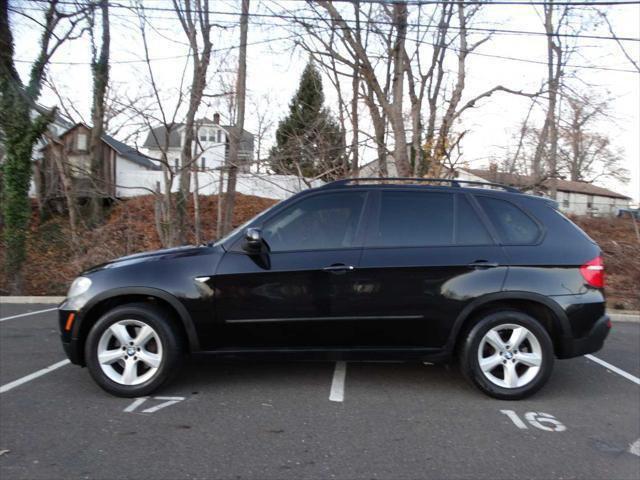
[463,168,630,200]
[40,122,159,171]
[143,122,254,154]
[101,134,160,170]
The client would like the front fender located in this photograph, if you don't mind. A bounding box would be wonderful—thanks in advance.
[70,286,200,351]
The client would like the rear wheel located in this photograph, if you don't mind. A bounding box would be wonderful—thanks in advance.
[460,310,554,400]
[85,303,183,397]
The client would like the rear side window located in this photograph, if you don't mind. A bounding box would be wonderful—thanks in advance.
[476,196,541,244]
[370,191,454,247]
[456,195,493,245]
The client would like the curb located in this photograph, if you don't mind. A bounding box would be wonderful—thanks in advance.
[0,296,65,304]
[609,312,640,324]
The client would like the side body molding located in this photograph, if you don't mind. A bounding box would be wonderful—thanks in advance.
[74,286,200,351]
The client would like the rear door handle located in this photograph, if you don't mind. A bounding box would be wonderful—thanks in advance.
[323,264,355,273]
[468,261,499,269]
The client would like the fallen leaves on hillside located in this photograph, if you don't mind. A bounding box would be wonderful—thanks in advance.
[0,194,276,295]
[571,216,640,310]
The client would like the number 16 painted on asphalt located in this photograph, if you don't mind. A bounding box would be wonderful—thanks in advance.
[500,410,567,432]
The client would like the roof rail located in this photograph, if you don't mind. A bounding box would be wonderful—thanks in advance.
[322,177,521,193]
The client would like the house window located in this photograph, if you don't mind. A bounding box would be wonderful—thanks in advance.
[201,157,206,170]
[216,129,221,143]
[563,198,569,208]
[587,195,594,209]
[77,133,88,151]
[199,129,208,142]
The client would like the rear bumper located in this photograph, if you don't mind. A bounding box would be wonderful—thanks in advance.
[558,314,611,359]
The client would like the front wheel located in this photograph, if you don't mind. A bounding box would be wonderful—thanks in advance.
[85,303,183,397]
[459,311,554,400]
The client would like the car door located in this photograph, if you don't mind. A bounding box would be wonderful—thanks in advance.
[212,190,370,348]
[351,189,508,348]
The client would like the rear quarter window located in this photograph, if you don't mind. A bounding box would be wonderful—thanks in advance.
[476,196,541,245]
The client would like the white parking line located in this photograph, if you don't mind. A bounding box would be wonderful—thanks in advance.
[0,307,57,322]
[630,439,640,457]
[329,361,347,402]
[585,354,640,385]
[0,360,71,394]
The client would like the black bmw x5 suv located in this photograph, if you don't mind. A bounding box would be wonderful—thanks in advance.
[58,178,611,399]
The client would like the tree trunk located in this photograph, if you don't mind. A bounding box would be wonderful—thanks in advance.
[193,165,201,245]
[172,0,214,244]
[350,0,361,177]
[545,2,561,199]
[88,0,110,225]
[51,144,79,245]
[389,2,410,177]
[221,0,249,235]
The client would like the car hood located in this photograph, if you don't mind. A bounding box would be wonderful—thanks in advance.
[84,245,218,274]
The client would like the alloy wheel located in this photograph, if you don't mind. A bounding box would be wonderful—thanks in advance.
[477,323,543,389]
[97,319,163,386]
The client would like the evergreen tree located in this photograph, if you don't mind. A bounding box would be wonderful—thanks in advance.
[269,61,346,179]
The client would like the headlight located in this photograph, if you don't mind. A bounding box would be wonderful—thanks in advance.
[67,276,92,298]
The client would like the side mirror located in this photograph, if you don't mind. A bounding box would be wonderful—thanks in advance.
[242,228,265,254]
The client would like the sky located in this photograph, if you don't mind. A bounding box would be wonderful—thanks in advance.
[10,0,640,203]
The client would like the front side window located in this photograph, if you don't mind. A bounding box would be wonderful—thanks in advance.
[476,196,541,244]
[369,191,454,247]
[263,192,366,252]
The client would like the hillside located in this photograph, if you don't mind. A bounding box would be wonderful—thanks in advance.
[1,197,638,309]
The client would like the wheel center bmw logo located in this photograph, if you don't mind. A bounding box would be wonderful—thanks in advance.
[504,351,513,360]
[127,347,136,356]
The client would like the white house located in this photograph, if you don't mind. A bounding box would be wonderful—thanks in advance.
[143,113,254,173]
[356,159,630,217]
[10,106,320,204]
[455,167,631,217]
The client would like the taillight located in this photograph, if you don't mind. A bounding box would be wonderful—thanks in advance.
[580,255,605,288]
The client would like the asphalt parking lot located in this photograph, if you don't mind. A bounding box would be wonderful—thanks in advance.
[1,302,639,480]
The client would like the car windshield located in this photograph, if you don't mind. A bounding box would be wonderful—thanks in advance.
[212,201,281,246]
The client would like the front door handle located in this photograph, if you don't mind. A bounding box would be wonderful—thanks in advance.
[323,264,355,273]
[468,260,499,269]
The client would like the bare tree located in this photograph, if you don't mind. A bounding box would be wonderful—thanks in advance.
[172,0,215,243]
[597,11,640,73]
[557,94,629,183]
[250,93,275,173]
[131,4,189,247]
[220,0,249,236]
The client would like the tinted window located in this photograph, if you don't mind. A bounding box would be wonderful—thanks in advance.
[370,191,454,247]
[456,195,493,245]
[476,196,540,244]
[263,192,366,252]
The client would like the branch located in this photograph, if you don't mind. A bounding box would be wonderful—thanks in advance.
[453,86,544,122]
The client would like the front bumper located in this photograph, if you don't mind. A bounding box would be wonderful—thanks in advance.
[59,308,84,365]
[558,314,611,359]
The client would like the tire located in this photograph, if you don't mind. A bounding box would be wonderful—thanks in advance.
[85,302,184,397]
[459,310,554,400]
